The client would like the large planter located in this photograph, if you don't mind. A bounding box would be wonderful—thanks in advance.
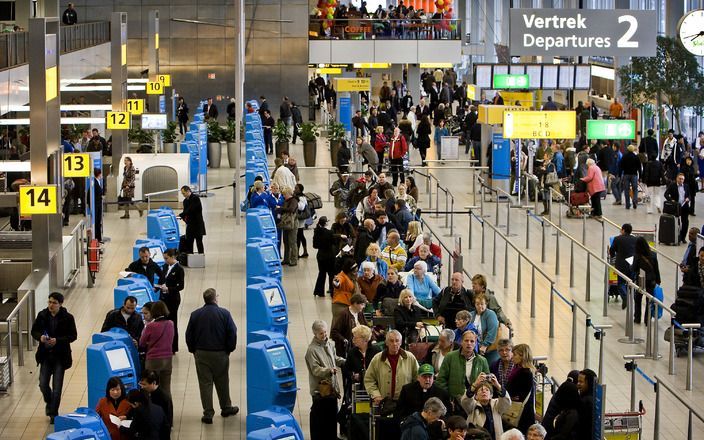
[207,142,222,168]
[163,142,177,153]
[275,141,289,158]
[128,142,139,153]
[303,140,317,167]
[227,142,238,168]
[329,139,341,165]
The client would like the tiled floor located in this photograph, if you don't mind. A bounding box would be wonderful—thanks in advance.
[1,137,703,439]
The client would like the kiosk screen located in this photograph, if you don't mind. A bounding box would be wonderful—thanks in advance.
[159,216,175,229]
[262,247,278,262]
[150,247,164,261]
[106,348,131,371]
[278,437,296,440]
[267,346,290,370]
[132,289,151,305]
[261,215,275,229]
[265,287,284,307]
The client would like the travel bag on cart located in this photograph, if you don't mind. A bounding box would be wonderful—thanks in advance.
[570,192,590,206]
[658,214,679,246]
[663,200,680,216]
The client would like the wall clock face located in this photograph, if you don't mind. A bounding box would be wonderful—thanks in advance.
[679,9,704,56]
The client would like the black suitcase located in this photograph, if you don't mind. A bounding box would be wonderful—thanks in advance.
[348,413,370,440]
[677,285,704,301]
[658,214,679,245]
[663,200,680,216]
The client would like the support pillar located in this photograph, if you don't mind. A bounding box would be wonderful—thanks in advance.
[148,10,160,114]
[108,12,128,213]
[408,64,421,109]
[234,0,244,225]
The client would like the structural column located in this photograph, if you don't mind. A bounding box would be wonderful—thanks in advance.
[110,12,128,177]
[234,0,244,224]
[408,64,421,109]
[148,10,160,114]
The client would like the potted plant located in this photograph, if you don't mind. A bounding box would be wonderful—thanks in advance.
[327,119,346,165]
[299,122,319,167]
[162,121,178,153]
[128,125,154,152]
[206,120,224,168]
[223,119,239,168]
[273,120,291,158]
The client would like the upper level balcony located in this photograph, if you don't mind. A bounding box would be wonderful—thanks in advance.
[309,18,463,64]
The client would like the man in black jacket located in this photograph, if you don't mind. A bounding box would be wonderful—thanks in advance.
[609,223,637,307]
[126,246,164,286]
[290,102,303,144]
[396,364,451,425]
[202,98,218,121]
[354,219,376,265]
[140,369,174,430]
[680,227,700,283]
[179,186,206,254]
[185,288,239,424]
[62,3,78,25]
[31,292,78,423]
[639,129,659,161]
[620,144,642,210]
[665,173,691,243]
[101,296,145,343]
[433,272,474,329]
[279,96,292,127]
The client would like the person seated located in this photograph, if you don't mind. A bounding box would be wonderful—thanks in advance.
[404,244,441,274]
[436,330,490,402]
[395,364,452,427]
[101,296,145,343]
[331,293,369,357]
[126,246,164,286]
[453,310,479,346]
[470,293,500,365]
[121,389,170,440]
[426,328,456,373]
[139,369,173,431]
[489,339,516,391]
[358,242,389,279]
[404,220,423,250]
[375,267,405,315]
[95,377,131,440]
[406,261,441,309]
[394,289,424,344]
[411,232,442,259]
[685,246,704,287]
[470,274,512,331]
[381,230,408,272]
[460,375,512,439]
[433,272,474,329]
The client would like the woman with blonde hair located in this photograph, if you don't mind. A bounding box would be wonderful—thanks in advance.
[394,289,423,344]
[397,183,417,213]
[358,242,388,278]
[506,343,537,433]
[404,220,423,250]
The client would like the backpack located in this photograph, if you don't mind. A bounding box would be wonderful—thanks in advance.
[304,192,323,210]
[297,197,314,220]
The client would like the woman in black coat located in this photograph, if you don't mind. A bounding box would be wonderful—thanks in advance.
[313,216,337,297]
[158,248,184,353]
[505,343,536,434]
[630,236,661,324]
[550,381,582,440]
[394,289,423,344]
[681,156,699,214]
[416,115,432,166]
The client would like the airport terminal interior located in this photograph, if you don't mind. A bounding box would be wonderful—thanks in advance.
[2,0,704,439]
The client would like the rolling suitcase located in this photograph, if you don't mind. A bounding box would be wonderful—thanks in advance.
[658,214,678,245]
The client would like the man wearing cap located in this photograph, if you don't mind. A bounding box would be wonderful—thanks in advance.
[396,364,452,423]
[329,173,352,216]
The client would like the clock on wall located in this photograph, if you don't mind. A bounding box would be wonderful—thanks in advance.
[678,9,704,56]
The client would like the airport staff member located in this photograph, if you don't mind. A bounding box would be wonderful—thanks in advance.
[157,248,184,353]
[126,246,164,286]
[185,288,239,424]
[31,292,78,424]
[179,185,206,254]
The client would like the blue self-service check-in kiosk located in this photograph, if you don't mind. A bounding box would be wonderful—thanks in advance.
[92,328,141,378]
[86,341,138,409]
[54,407,111,439]
[114,275,157,310]
[246,208,277,242]
[146,207,180,249]
[246,278,288,342]
[132,238,166,267]
[246,142,266,163]
[246,337,297,413]
[180,139,200,186]
[246,238,282,283]
[246,407,303,438]
[47,429,104,440]
[247,425,302,440]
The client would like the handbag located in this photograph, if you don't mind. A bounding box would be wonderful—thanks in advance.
[501,389,532,428]
[544,165,559,185]
[408,326,433,362]
[378,397,397,417]
[317,379,339,398]
[117,190,131,206]
[279,211,297,231]
[487,323,511,352]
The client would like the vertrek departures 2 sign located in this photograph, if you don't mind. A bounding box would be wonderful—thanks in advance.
[509,9,657,56]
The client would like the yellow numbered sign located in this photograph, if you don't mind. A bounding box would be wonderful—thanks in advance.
[19,185,58,215]
[126,99,144,115]
[106,111,131,129]
[156,74,171,87]
[146,81,163,95]
[63,153,91,178]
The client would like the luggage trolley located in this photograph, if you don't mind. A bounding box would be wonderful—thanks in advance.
[349,383,375,440]
[533,358,552,419]
[603,402,646,439]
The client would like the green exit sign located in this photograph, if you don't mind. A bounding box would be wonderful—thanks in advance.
[493,74,529,89]
[586,119,636,140]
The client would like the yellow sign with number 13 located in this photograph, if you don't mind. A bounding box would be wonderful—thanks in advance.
[63,153,91,177]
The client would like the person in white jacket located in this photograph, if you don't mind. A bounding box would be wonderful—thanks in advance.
[461,373,512,439]
[272,157,297,191]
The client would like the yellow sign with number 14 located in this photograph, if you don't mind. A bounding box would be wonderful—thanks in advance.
[19,185,59,215]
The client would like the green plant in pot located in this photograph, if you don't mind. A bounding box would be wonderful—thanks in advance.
[207,120,225,143]
[162,121,178,143]
[224,119,239,168]
[273,119,291,158]
[300,122,319,167]
[223,119,237,143]
[327,119,346,165]
[128,125,154,145]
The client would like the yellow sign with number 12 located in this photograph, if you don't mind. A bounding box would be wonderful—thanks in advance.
[19,185,59,215]
[107,111,131,129]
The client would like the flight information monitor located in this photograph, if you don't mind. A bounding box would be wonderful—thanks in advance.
[268,347,291,370]
[475,65,492,88]
[542,65,558,89]
[575,65,592,90]
[141,113,168,130]
[526,65,542,89]
[106,348,131,371]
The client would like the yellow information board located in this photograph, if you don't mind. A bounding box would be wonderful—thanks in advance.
[19,185,58,215]
[155,74,171,87]
[146,81,164,95]
[121,43,127,65]
[106,111,131,130]
[477,105,529,125]
[126,99,144,115]
[503,111,576,139]
[46,66,57,102]
[317,68,342,74]
[335,78,371,92]
[63,153,91,178]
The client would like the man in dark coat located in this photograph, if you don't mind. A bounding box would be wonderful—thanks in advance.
[433,272,474,329]
[609,223,637,306]
[396,366,450,433]
[62,3,78,25]
[680,227,700,283]
[291,102,303,144]
[202,98,218,120]
[31,292,78,423]
[664,173,691,243]
[126,246,164,286]
[353,219,376,265]
[639,128,659,161]
[179,185,206,254]
[101,296,145,342]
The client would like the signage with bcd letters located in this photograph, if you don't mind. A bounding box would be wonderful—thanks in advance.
[503,111,576,139]
[19,185,59,215]
[106,111,131,130]
[335,78,371,92]
[63,153,91,178]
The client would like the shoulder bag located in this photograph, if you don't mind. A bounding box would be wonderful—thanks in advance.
[279,211,297,231]
[501,386,532,428]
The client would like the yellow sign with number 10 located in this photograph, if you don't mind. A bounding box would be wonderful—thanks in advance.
[106,111,131,129]
[146,81,163,95]
[63,153,91,178]
[19,185,59,215]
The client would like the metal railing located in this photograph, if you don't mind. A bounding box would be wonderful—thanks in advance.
[654,375,704,440]
[0,21,110,70]
[309,18,463,40]
[0,285,35,390]
[144,188,181,212]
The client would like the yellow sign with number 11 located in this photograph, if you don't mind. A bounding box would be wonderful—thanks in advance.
[126,99,144,115]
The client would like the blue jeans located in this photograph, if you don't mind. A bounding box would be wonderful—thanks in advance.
[611,175,622,201]
[623,174,639,208]
[39,357,66,416]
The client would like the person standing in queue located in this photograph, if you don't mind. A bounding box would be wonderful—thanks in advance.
[156,249,184,354]
[126,246,164,286]
[31,292,78,424]
[179,185,205,254]
[90,168,105,242]
[62,3,77,25]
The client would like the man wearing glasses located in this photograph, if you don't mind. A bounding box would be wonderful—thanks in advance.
[31,292,78,424]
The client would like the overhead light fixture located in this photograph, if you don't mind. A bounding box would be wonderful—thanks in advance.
[0,117,105,125]
[6,104,113,112]
[0,161,31,172]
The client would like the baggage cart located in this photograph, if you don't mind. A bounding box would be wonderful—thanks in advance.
[604,403,646,440]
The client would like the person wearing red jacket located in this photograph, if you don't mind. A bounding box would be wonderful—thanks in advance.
[388,127,408,186]
[373,126,388,174]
